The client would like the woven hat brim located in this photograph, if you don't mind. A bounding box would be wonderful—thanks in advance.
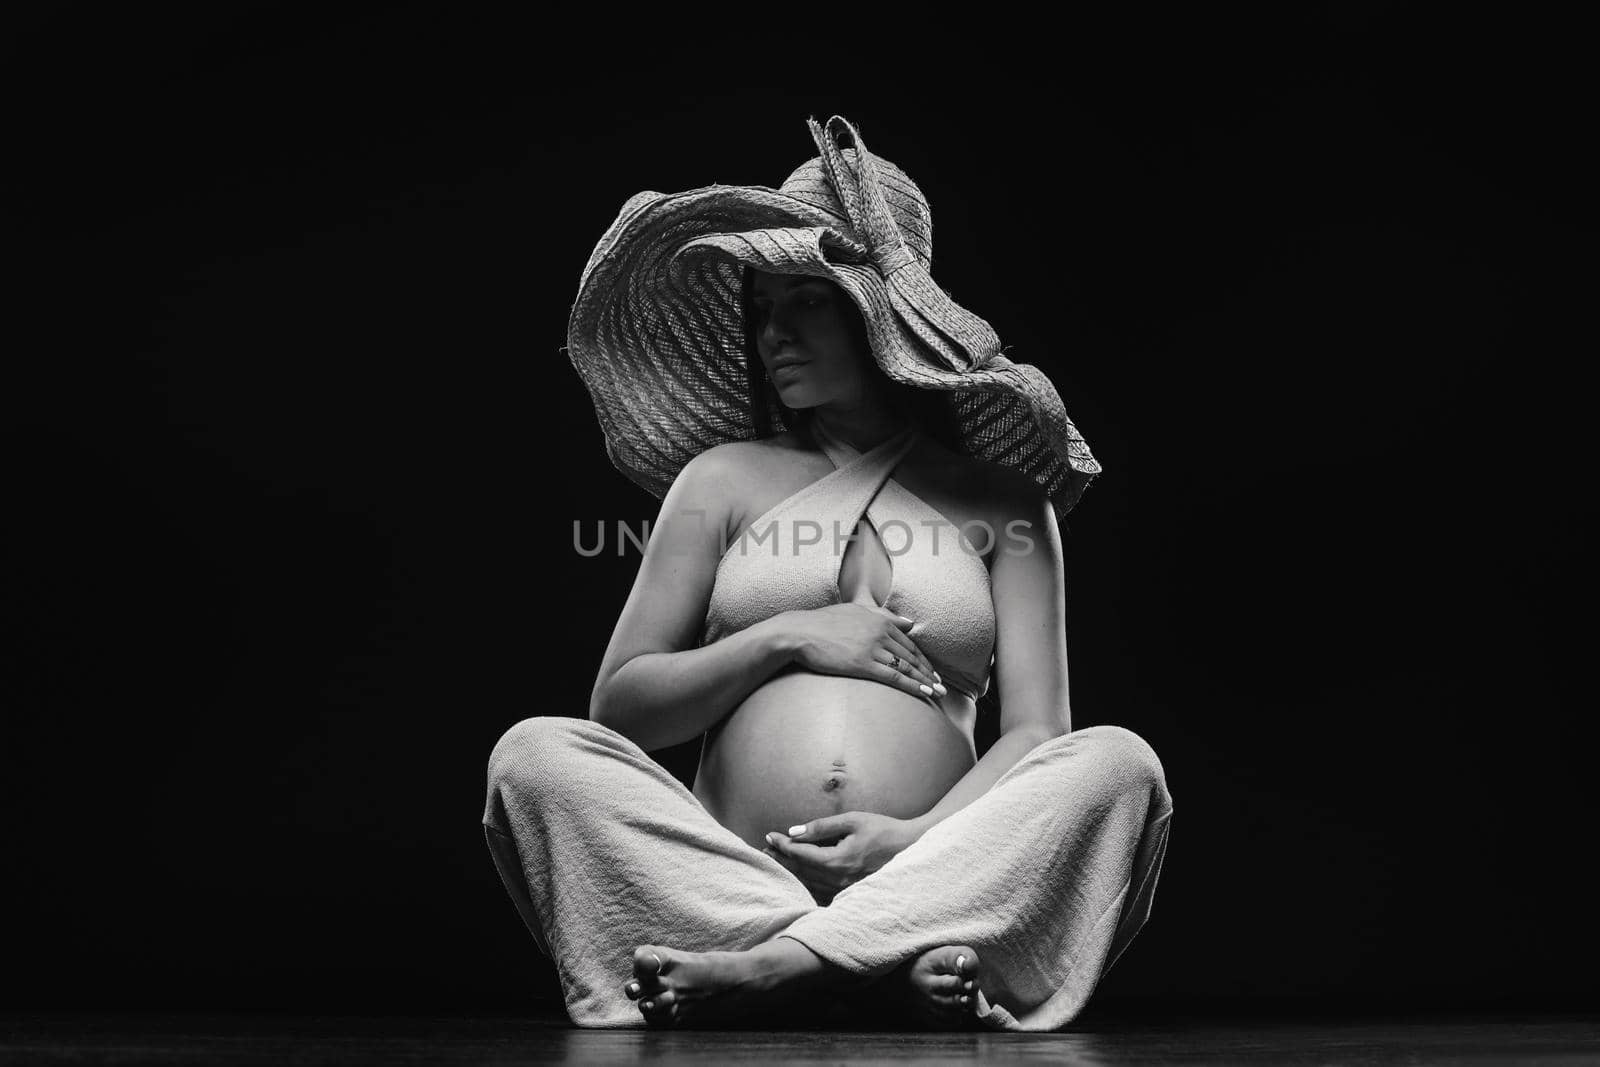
[567,184,845,495]
[675,233,1102,511]
[567,183,1102,519]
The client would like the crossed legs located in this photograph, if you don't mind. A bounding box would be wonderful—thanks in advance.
[482,716,1172,1031]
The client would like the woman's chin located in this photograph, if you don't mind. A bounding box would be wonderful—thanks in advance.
[776,388,818,408]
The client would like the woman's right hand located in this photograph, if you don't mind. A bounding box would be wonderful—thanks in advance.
[779,604,947,698]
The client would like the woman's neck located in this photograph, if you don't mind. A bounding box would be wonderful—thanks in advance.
[807,402,911,454]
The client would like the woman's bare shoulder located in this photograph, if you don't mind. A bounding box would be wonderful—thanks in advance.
[675,432,816,515]
[689,432,809,478]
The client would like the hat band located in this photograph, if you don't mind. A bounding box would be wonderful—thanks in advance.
[875,243,915,275]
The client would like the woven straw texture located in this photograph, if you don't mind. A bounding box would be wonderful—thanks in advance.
[565,114,1102,520]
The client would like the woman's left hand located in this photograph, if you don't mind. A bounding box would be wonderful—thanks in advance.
[763,811,925,904]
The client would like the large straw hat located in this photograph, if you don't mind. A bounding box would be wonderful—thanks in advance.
[565,114,1102,520]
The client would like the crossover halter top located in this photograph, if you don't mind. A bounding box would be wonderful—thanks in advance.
[700,421,997,703]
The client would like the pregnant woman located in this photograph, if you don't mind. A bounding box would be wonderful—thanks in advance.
[482,115,1174,1031]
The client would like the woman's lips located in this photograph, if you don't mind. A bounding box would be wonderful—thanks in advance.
[773,360,808,375]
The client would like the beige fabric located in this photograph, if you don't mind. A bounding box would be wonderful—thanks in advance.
[702,421,996,703]
[483,716,1173,1031]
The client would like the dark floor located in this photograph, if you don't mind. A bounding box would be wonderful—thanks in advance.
[2,1007,1597,1065]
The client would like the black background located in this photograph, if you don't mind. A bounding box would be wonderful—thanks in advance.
[5,6,1591,1014]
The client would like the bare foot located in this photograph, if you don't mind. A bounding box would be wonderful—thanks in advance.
[621,938,834,1028]
[879,945,982,1029]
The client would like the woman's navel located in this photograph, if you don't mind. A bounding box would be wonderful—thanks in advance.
[822,758,847,793]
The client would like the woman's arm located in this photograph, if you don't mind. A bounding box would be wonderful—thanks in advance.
[588,446,800,752]
[908,485,1072,834]
[595,617,801,752]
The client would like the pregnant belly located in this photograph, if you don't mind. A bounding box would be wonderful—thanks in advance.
[691,669,978,853]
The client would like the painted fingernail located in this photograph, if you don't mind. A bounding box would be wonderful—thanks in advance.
[956,954,967,972]
[642,999,654,1011]
[920,684,933,695]
[960,994,971,1005]
[765,832,776,846]
[626,981,640,996]
[934,683,948,695]
[934,671,942,682]
[964,979,974,991]
[788,824,807,836]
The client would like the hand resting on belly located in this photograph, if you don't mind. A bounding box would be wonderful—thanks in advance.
[690,604,978,856]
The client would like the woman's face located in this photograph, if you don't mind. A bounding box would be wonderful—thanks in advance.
[749,269,875,410]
